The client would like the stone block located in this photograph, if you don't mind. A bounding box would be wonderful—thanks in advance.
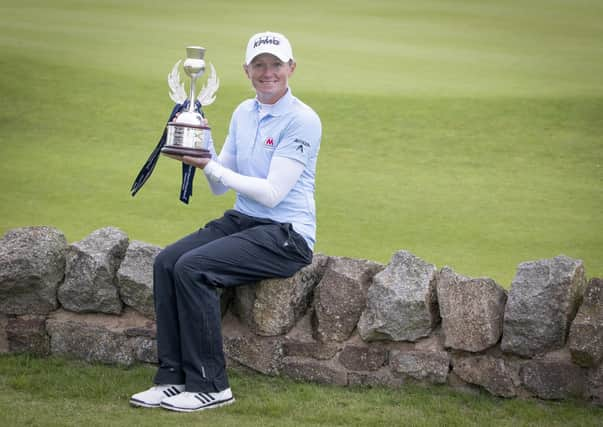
[438,267,507,352]
[58,227,128,314]
[117,240,161,319]
[221,313,284,375]
[0,313,8,353]
[358,251,439,342]
[232,254,328,336]
[130,336,157,364]
[313,256,384,342]
[6,315,49,356]
[520,359,586,400]
[338,344,388,372]
[390,349,450,384]
[502,255,585,357]
[283,339,341,361]
[281,356,348,386]
[452,354,519,398]
[569,278,603,367]
[281,309,341,360]
[0,227,67,315]
[45,308,153,366]
[587,364,603,406]
[347,368,405,388]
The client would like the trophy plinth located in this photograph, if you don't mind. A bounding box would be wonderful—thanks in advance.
[161,46,218,159]
[160,146,211,157]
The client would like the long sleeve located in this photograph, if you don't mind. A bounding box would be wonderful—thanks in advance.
[202,133,237,195]
[203,156,304,208]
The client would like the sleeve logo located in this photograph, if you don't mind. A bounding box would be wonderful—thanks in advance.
[294,138,310,153]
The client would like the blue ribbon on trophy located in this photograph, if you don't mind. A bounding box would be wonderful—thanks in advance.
[130,46,219,204]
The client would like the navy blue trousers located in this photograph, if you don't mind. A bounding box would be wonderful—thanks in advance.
[152,210,313,392]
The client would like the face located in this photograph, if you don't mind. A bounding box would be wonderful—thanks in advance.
[244,53,296,104]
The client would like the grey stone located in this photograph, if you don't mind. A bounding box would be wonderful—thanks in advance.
[47,319,133,365]
[358,251,439,342]
[437,267,507,352]
[338,344,388,371]
[501,255,585,357]
[58,227,128,314]
[587,364,603,406]
[452,355,519,398]
[0,313,7,353]
[221,312,284,375]
[347,368,405,388]
[446,371,483,395]
[124,326,156,338]
[313,256,384,342]
[45,309,152,366]
[6,315,49,356]
[281,356,348,386]
[0,226,67,315]
[283,339,341,361]
[233,254,328,336]
[569,278,603,367]
[390,350,450,384]
[282,310,341,360]
[117,240,161,319]
[520,359,586,400]
[232,284,256,327]
[414,327,446,353]
[130,336,157,364]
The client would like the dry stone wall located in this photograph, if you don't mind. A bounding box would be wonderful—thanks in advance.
[0,226,601,405]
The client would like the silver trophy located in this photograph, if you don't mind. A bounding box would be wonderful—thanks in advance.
[161,46,219,157]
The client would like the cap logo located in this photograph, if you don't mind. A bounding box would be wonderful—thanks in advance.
[254,36,280,48]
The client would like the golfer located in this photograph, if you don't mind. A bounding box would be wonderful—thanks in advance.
[130,31,322,412]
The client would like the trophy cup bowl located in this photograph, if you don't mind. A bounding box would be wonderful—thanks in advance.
[162,112,212,157]
[161,46,212,158]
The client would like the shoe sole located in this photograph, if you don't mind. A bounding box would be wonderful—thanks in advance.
[160,397,235,413]
[130,398,160,408]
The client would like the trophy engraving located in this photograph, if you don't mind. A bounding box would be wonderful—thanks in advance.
[161,46,220,157]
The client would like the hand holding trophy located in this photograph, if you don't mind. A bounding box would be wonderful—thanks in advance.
[129,45,219,203]
[162,46,219,158]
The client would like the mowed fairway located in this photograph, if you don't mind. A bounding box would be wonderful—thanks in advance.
[0,0,601,285]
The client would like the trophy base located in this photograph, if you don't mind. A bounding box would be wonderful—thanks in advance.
[161,146,211,158]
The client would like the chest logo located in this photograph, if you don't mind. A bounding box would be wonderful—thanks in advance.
[264,137,275,149]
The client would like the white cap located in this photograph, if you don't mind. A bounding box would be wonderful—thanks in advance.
[245,31,293,65]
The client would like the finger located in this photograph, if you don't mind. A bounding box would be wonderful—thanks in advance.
[163,153,184,161]
[182,156,209,169]
[181,156,202,167]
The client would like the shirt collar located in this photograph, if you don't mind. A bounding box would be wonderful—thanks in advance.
[251,88,294,117]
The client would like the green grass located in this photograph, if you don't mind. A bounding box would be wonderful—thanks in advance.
[0,354,601,427]
[1,0,602,286]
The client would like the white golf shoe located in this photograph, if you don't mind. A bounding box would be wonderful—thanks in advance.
[130,384,185,408]
[160,388,235,412]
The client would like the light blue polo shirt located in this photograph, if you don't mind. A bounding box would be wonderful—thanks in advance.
[222,89,322,249]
